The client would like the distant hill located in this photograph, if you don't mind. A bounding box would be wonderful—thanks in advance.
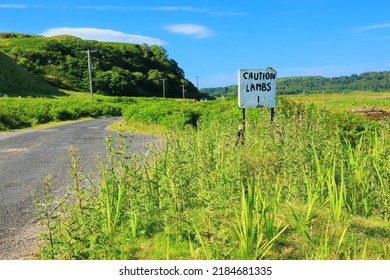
[204,71,390,97]
[0,32,199,98]
[0,51,62,97]
[277,72,390,94]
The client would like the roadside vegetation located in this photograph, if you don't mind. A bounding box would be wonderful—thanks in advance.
[0,92,124,131]
[31,94,389,260]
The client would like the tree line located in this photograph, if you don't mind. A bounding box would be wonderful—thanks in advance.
[0,33,200,98]
[205,71,390,97]
[277,72,390,94]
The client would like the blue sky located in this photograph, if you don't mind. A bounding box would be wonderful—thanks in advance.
[1,0,390,88]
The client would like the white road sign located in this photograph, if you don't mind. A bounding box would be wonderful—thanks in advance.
[238,68,277,108]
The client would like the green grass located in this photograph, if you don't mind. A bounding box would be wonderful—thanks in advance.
[107,118,166,136]
[282,91,390,112]
[0,51,62,97]
[32,96,390,260]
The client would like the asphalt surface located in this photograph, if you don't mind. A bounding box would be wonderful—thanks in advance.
[0,117,158,259]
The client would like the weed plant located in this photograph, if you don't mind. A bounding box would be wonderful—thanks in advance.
[33,98,389,259]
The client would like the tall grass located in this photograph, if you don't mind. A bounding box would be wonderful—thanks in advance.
[234,179,287,259]
[33,98,390,259]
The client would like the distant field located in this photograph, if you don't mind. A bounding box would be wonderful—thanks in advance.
[281,91,390,112]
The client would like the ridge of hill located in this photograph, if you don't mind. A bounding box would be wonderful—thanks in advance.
[0,50,62,97]
[0,32,199,98]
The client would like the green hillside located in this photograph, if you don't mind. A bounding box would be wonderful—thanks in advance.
[0,51,62,97]
[0,32,199,98]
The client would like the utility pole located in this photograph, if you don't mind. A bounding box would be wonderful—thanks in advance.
[181,85,186,99]
[160,78,167,98]
[81,49,97,98]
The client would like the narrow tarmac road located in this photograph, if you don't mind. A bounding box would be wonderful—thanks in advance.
[0,117,158,259]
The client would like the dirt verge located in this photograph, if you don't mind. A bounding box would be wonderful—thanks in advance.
[349,106,390,121]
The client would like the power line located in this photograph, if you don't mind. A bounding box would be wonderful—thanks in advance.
[81,49,97,98]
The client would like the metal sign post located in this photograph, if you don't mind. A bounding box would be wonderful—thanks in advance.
[236,108,246,146]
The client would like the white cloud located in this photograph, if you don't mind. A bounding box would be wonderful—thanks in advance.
[78,5,246,16]
[78,6,199,12]
[41,27,166,45]
[352,22,390,41]
[165,24,214,39]
[0,4,28,8]
[358,23,390,31]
